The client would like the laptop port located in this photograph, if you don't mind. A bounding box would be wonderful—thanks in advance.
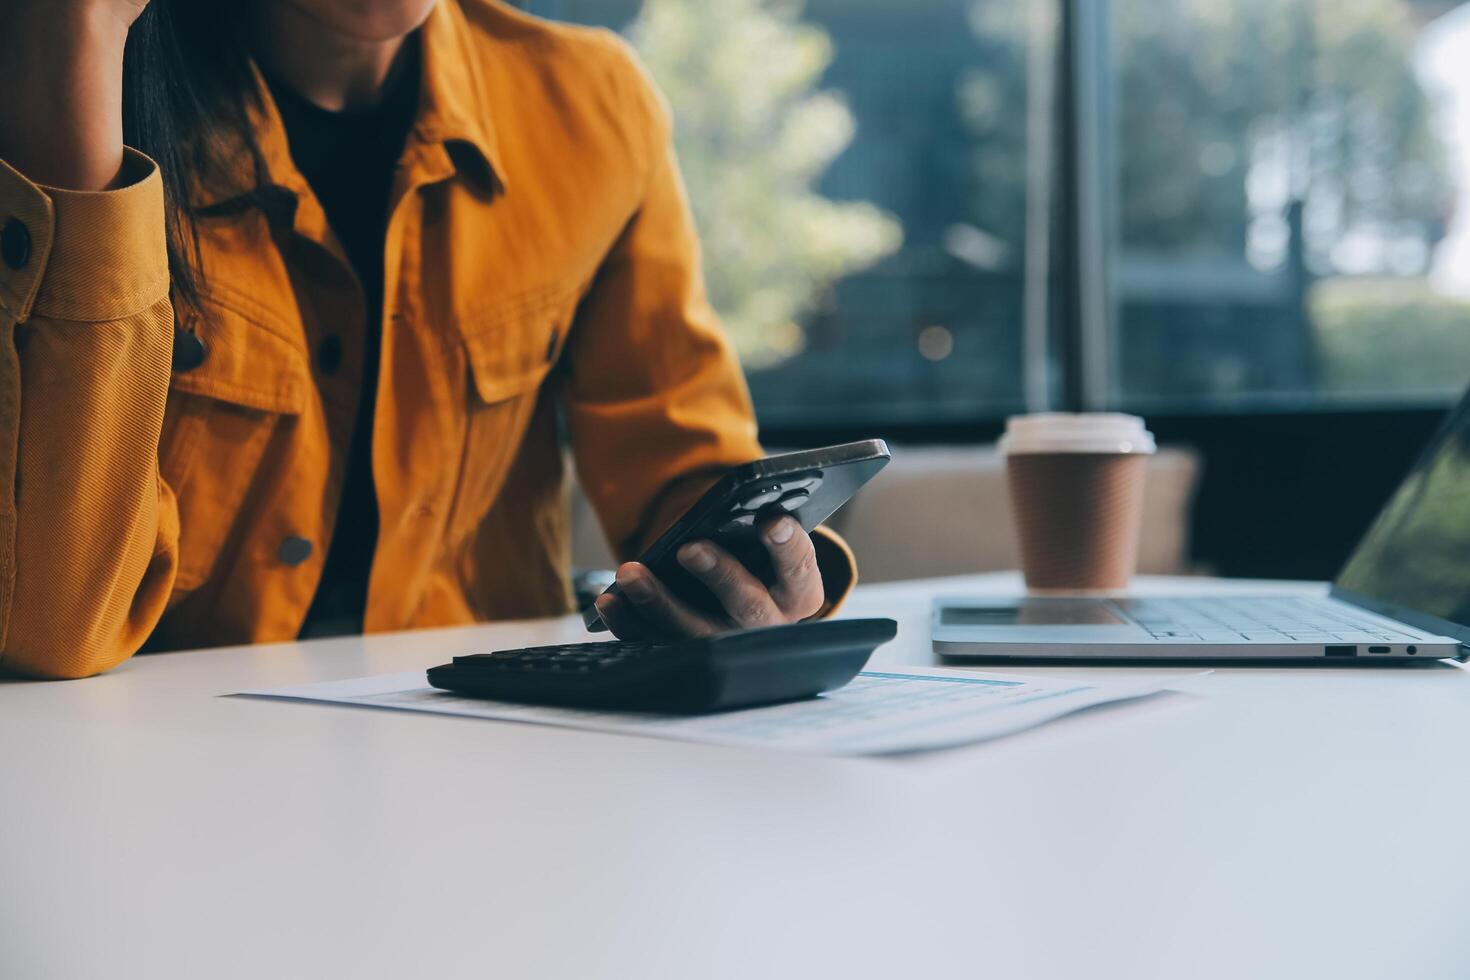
[1368,646,1391,654]
[1325,645,1357,657]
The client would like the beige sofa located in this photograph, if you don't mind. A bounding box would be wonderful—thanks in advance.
[568,444,1201,583]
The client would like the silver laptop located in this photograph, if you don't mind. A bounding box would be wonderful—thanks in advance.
[933,395,1470,663]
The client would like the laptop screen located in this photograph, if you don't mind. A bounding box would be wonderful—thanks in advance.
[1334,390,1470,640]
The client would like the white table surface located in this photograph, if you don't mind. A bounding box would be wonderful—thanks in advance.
[4,573,1468,980]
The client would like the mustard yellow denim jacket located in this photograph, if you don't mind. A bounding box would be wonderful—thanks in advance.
[0,0,853,678]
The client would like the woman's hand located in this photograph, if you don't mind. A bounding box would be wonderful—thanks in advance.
[0,0,147,25]
[0,0,151,189]
[594,516,826,639]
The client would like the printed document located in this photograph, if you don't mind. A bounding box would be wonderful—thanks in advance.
[237,667,1179,756]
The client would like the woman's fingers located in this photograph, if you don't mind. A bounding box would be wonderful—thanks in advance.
[676,540,783,629]
[613,562,718,637]
[759,517,825,620]
[593,591,656,640]
[608,525,826,641]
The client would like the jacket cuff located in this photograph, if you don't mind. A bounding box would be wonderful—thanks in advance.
[0,148,168,323]
[810,525,857,618]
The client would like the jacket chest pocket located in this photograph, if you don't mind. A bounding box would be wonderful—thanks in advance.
[159,298,309,591]
[447,290,576,538]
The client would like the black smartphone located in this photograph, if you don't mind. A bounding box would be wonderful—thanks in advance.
[584,440,891,631]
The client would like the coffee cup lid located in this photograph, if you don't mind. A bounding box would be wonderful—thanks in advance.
[998,412,1156,455]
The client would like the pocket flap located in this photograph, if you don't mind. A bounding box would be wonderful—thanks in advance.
[170,290,309,415]
[459,286,576,405]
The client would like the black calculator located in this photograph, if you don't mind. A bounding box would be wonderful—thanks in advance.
[426,618,898,713]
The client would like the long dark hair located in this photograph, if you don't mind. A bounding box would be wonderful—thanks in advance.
[120,2,269,315]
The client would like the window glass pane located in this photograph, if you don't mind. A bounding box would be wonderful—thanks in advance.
[539,0,1038,426]
[1112,0,1470,410]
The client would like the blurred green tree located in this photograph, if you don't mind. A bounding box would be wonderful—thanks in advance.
[1311,278,1470,395]
[960,0,1452,270]
[955,3,1031,261]
[961,0,1464,400]
[628,0,903,367]
[1114,0,1462,397]
[1115,0,1452,273]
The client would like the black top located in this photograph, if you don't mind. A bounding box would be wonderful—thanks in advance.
[263,38,421,639]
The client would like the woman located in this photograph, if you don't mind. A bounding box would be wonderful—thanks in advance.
[0,0,853,678]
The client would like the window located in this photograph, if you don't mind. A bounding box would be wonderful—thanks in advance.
[531,0,1470,424]
[1108,0,1470,411]
[538,0,1040,426]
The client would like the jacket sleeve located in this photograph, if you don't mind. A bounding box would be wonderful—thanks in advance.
[0,150,179,678]
[558,51,856,616]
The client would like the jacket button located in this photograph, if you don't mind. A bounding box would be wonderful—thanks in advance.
[277,535,313,566]
[545,328,559,364]
[316,335,343,375]
[1,218,31,270]
[172,330,208,372]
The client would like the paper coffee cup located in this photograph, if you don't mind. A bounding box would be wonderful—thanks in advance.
[999,413,1155,592]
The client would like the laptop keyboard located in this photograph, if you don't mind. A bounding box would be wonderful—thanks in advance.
[1113,596,1419,643]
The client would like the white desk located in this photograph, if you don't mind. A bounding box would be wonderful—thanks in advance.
[3,574,1468,980]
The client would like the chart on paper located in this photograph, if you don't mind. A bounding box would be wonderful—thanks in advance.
[237,666,1183,756]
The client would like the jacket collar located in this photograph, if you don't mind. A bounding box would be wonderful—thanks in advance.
[413,0,505,188]
[192,0,505,213]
